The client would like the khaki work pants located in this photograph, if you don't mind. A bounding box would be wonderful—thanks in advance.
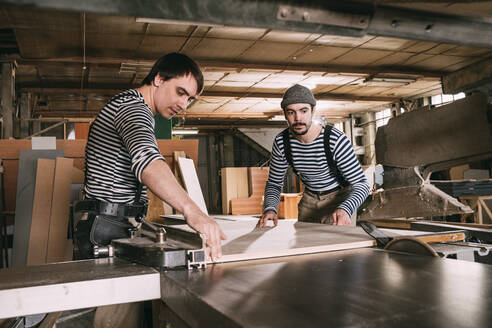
[297,187,354,224]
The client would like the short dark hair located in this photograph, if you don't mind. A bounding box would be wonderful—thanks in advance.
[141,53,204,93]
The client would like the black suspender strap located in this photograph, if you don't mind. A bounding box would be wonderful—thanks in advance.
[134,182,143,204]
[323,125,349,187]
[282,128,298,175]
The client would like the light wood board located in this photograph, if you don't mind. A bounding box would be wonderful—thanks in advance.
[46,157,73,263]
[12,149,64,267]
[26,159,55,266]
[220,167,248,214]
[171,220,376,263]
[177,157,208,215]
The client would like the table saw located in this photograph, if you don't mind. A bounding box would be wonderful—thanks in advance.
[1,217,492,327]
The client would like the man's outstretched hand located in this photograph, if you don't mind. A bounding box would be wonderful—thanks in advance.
[256,210,278,228]
[187,214,227,261]
[330,208,351,226]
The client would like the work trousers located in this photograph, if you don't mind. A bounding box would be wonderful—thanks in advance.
[74,213,135,260]
[74,214,145,328]
[298,187,353,224]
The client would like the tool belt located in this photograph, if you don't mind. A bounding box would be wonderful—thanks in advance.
[73,199,148,221]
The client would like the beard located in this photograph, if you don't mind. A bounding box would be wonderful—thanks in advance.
[290,123,309,135]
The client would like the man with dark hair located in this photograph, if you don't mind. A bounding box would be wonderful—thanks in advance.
[75,52,225,261]
[257,84,370,227]
[74,53,225,327]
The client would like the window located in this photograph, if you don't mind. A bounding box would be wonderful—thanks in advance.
[431,93,465,106]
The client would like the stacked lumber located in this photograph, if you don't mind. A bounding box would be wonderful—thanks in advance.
[12,152,76,266]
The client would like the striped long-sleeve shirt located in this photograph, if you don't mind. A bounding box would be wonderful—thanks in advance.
[264,125,370,216]
[84,89,165,204]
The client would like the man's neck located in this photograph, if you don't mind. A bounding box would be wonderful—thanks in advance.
[294,123,322,143]
[136,84,156,115]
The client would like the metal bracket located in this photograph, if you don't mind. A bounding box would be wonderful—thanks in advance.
[277,5,369,29]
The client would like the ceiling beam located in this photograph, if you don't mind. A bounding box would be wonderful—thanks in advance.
[13,56,444,77]
[0,0,491,47]
[23,87,400,102]
[204,91,399,102]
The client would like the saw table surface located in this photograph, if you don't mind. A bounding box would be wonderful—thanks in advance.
[161,247,492,328]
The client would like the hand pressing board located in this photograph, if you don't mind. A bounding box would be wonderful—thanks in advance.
[177,157,208,215]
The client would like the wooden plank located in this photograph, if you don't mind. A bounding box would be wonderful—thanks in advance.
[230,167,269,215]
[248,167,269,196]
[74,123,90,139]
[278,193,302,219]
[366,218,413,230]
[220,167,248,214]
[26,159,55,266]
[230,197,263,215]
[11,150,64,267]
[177,157,208,215]
[416,232,466,244]
[146,189,165,222]
[46,157,73,263]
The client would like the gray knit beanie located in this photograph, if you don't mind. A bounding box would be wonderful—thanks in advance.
[280,84,316,110]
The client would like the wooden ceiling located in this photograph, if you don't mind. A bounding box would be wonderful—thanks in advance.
[1,1,491,123]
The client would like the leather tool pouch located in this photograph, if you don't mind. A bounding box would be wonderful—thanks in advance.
[89,214,133,246]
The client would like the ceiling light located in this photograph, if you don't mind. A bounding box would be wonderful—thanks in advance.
[363,76,416,86]
[136,17,224,27]
[172,129,199,135]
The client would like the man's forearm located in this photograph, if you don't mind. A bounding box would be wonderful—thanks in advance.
[141,159,201,217]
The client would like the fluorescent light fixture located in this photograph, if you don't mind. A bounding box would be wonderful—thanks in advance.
[136,17,224,27]
[269,115,286,121]
[363,76,416,86]
[172,129,199,135]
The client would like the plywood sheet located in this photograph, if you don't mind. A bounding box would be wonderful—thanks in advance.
[46,157,73,263]
[11,150,64,267]
[178,157,208,215]
[230,197,263,215]
[172,220,376,263]
[221,167,248,214]
[26,159,55,266]
[248,167,269,196]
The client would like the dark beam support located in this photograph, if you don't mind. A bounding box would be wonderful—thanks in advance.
[0,0,491,47]
[222,134,234,167]
[1,62,15,139]
[442,57,492,94]
[18,92,32,139]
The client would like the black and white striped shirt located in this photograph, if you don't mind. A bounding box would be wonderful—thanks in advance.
[84,89,165,204]
[264,125,370,216]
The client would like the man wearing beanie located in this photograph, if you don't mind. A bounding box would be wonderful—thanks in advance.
[257,84,370,227]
